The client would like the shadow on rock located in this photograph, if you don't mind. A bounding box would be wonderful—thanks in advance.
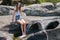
[46,21,59,30]
[26,32,47,40]
[26,22,42,34]
[0,37,6,40]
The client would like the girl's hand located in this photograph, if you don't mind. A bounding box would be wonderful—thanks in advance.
[12,18,14,22]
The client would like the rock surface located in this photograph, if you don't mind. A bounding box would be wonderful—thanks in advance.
[22,3,60,16]
[56,2,60,8]
[0,31,13,40]
[47,28,60,40]
[0,3,60,40]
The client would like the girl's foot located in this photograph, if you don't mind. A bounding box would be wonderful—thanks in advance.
[19,35,26,38]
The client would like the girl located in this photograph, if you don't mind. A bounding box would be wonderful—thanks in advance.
[12,2,26,38]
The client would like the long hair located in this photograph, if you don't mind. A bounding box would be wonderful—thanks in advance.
[16,2,22,13]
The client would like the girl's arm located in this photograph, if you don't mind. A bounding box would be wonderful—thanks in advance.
[12,10,15,22]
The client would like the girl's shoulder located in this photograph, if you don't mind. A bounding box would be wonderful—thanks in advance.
[14,6,16,11]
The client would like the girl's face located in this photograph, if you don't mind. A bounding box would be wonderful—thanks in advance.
[18,3,20,8]
[16,2,21,10]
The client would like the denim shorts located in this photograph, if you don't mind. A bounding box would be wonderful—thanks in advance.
[15,15,23,21]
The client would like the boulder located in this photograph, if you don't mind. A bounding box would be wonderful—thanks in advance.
[0,22,22,37]
[47,28,60,40]
[0,7,10,15]
[26,2,54,10]
[24,31,47,40]
[56,2,60,8]
[40,2,54,10]
[54,7,60,13]
[22,7,48,16]
[22,3,59,16]
[0,31,13,40]
[0,5,14,15]
[46,21,59,30]
[26,22,42,34]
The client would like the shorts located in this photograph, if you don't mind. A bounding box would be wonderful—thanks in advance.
[15,15,23,21]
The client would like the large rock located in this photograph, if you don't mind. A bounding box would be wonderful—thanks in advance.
[22,31,47,40]
[0,21,42,37]
[26,22,42,34]
[22,3,60,16]
[0,37,6,40]
[26,4,41,9]
[45,21,59,30]
[26,2,54,10]
[0,15,12,28]
[22,7,48,16]
[27,32,47,40]
[22,4,49,16]
[54,7,60,13]
[0,4,60,40]
[0,5,14,15]
[55,2,60,13]
[23,7,60,16]
[0,31,13,40]
[47,28,60,40]
[0,22,22,37]
[0,7,10,15]
[56,2,60,8]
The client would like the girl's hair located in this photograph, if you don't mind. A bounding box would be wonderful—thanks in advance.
[16,2,22,12]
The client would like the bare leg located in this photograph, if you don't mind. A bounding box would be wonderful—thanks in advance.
[24,23,26,35]
[21,19,26,35]
[17,20,24,35]
[17,19,26,38]
[21,23,24,35]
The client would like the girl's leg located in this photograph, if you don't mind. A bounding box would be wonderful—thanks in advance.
[24,23,26,35]
[21,19,26,35]
[17,19,26,38]
[17,20,24,35]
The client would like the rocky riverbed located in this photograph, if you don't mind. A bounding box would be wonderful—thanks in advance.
[0,2,60,40]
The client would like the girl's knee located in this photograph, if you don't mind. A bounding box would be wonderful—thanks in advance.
[19,22,23,25]
[21,19,26,24]
[23,21,26,24]
[17,20,24,25]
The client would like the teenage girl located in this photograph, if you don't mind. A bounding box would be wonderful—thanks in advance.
[12,2,26,38]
